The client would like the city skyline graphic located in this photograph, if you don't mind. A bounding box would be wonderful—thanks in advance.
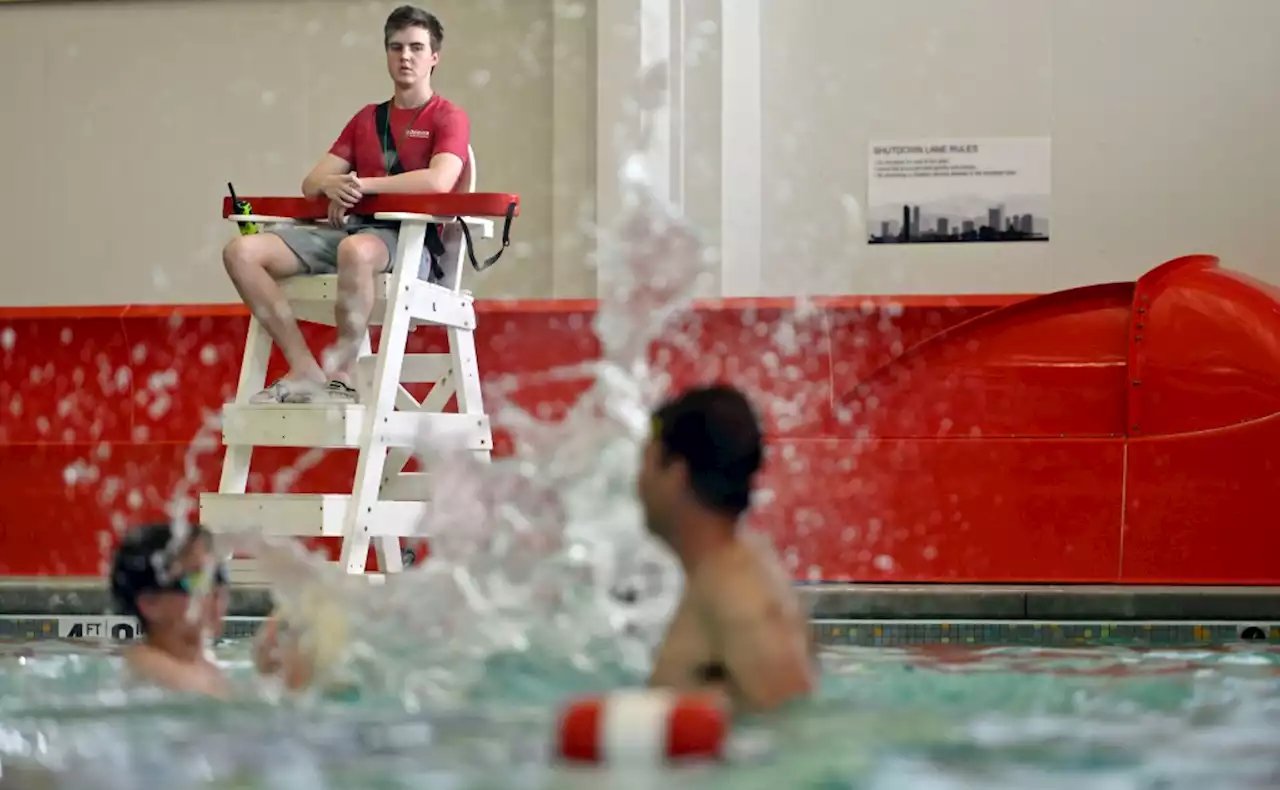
[868,193,1050,245]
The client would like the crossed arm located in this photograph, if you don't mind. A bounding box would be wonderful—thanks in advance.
[300,152,464,200]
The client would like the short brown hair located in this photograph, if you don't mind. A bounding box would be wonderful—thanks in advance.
[652,384,763,519]
[384,5,443,52]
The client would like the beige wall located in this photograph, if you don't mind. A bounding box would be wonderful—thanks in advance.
[0,0,597,306]
[594,0,1280,298]
[6,0,1280,305]
[756,0,1280,296]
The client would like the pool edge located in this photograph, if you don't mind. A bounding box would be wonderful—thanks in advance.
[0,580,1277,647]
[1,579,1278,620]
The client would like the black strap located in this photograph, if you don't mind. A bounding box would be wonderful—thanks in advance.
[374,101,407,176]
[457,202,516,272]
[373,101,516,277]
[375,101,443,279]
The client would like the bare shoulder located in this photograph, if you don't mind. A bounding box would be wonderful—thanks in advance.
[123,644,183,690]
[123,645,228,698]
[694,533,804,622]
[122,643,164,675]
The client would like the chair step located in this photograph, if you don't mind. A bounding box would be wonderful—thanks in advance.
[199,493,427,537]
[219,404,491,450]
[225,558,388,584]
[282,277,476,330]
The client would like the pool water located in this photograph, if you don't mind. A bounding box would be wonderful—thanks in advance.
[2,639,1279,789]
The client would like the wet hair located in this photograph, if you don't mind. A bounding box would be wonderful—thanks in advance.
[109,522,223,629]
[384,5,444,53]
[652,384,764,519]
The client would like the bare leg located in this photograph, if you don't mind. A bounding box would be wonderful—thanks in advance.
[223,234,325,385]
[326,234,390,385]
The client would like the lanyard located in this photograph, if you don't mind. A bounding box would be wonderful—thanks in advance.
[379,97,433,174]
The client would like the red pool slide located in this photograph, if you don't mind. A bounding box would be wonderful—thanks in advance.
[761,254,1280,584]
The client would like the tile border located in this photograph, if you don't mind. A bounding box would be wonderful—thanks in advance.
[5,580,1280,619]
[810,618,1279,648]
[0,615,1273,648]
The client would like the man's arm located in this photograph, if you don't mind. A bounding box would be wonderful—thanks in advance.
[361,106,470,196]
[302,153,354,199]
[360,152,464,195]
[252,609,321,692]
[698,579,815,713]
[302,109,361,198]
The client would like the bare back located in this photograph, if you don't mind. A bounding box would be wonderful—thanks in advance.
[648,532,816,712]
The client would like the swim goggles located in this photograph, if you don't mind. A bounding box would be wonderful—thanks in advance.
[163,563,230,595]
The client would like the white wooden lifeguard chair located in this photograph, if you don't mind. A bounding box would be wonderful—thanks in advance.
[198,147,520,582]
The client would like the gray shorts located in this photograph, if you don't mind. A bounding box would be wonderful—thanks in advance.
[270,222,430,277]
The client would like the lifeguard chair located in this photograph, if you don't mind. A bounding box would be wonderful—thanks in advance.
[197,147,520,582]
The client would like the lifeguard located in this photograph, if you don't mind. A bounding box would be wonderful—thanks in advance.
[221,5,469,406]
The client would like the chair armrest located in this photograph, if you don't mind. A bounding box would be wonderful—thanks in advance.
[372,213,495,239]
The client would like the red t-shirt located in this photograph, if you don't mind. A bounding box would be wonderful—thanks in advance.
[328,94,470,185]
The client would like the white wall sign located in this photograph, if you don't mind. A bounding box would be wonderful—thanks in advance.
[868,137,1051,245]
[3,615,268,642]
[56,616,140,641]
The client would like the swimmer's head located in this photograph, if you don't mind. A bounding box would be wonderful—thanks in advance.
[110,522,229,640]
[638,385,764,540]
[385,5,443,84]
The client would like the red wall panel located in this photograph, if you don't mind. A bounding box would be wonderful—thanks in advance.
[750,436,1124,583]
[1,299,1023,578]
[3,259,1279,585]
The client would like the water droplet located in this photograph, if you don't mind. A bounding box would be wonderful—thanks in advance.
[0,327,13,351]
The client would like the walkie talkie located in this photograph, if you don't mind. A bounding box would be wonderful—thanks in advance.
[227,183,259,236]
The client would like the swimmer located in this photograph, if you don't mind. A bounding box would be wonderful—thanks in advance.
[110,521,314,698]
[638,385,817,714]
[109,521,233,698]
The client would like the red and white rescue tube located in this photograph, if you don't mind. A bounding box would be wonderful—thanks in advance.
[555,689,729,765]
